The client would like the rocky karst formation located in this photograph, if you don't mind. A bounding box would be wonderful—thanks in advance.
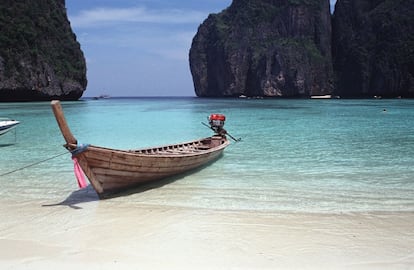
[332,0,414,98]
[190,0,414,98]
[190,0,334,97]
[0,0,87,101]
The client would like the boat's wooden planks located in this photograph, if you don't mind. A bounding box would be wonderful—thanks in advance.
[84,151,223,173]
[80,145,226,168]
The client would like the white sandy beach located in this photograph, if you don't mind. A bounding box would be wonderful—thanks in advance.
[1,197,413,270]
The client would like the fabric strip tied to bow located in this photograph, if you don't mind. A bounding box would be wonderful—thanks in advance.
[72,157,88,188]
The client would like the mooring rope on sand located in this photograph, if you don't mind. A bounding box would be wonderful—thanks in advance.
[0,151,69,177]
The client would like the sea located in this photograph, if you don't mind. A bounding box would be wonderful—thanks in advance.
[1,97,414,213]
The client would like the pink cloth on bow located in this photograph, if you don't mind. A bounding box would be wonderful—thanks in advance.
[72,157,88,188]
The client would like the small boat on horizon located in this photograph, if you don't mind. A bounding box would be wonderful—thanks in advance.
[51,101,231,199]
[92,94,110,100]
[310,95,341,99]
[0,119,20,136]
[310,95,332,99]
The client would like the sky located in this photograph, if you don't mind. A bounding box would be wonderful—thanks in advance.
[66,0,337,97]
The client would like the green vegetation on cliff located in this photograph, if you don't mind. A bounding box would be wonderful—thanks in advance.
[0,0,84,80]
[191,0,413,98]
[190,0,333,97]
[0,0,86,101]
[332,0,414,97]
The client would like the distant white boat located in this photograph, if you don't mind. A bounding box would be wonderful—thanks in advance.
[0,119,20,136]
[310,95,332,99]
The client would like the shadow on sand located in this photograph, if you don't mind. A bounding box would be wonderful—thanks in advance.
[42,185,99,209]
[41,174,184,209]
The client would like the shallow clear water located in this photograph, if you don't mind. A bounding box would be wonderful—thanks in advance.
[1,97,414,213]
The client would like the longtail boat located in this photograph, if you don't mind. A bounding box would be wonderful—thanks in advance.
[51,100,230,199]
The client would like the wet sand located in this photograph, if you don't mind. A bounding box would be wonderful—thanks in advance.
[1,198,413,270]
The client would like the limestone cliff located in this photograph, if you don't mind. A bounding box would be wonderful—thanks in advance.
[332,0,414,98]
[189,0,333,97]
[0,0,87,101]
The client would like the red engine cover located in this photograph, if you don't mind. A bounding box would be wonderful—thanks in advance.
[209,114,226,121]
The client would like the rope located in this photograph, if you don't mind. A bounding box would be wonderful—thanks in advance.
[70,143,89,156]
[0,151,69,177]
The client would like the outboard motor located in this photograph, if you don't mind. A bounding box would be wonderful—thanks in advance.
[209,114,226,135]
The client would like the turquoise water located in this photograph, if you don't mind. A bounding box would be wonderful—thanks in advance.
[1,97,414,213]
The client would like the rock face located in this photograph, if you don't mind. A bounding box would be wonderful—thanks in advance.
[0,0,87,101]
[189,0,333,97]
[332,0,414,98]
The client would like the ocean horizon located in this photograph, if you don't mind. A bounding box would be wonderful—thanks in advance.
[1,97,414,213]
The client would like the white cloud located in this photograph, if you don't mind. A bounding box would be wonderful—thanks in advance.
[70,6,206,28]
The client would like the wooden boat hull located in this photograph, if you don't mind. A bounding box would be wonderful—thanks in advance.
[51,100,230,198]
[72,137,228,198]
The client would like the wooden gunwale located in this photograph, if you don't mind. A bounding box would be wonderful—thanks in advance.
[67,137,226,156]
[73,142,227,169]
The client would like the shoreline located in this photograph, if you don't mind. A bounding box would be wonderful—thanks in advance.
[1,199,413,269]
